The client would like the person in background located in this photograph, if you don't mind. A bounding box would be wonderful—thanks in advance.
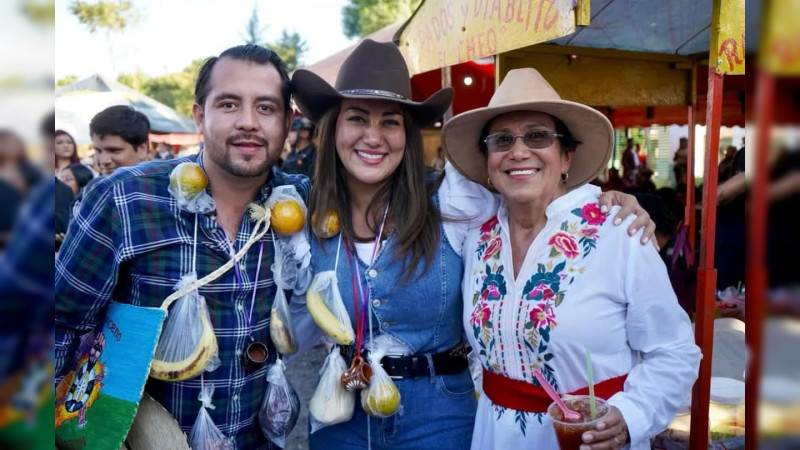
[58,164,94,197]
[70,105,150,213]
[431,146,445,171]
[621,138,640,187]
[444,68,700,450]
[281,116,317,176]
[673,137,689,191]
[54,130,80,176]
[717,145,738,183]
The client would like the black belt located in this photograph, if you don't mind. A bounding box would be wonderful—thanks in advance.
[340,344,468,379]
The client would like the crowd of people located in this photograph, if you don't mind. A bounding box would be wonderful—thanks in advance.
[52,40,705,450]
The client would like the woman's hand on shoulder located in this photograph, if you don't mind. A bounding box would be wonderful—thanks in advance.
[598,190,658,250]
[580,405,630,450]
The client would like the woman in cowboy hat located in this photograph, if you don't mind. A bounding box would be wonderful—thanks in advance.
[291,39,655,449]
[445,68,701,449]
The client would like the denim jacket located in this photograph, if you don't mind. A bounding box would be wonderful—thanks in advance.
[309,193,463,356]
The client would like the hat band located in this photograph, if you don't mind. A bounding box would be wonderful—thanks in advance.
[339,88,409,101]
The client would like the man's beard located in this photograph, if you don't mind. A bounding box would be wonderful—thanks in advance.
[209,134,278,178]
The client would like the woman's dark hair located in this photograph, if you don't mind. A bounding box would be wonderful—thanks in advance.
[67,163,94,190]
[478,113,582,154]
[309,104,443,283]
[195,45,292,112]
[55,129,80,164]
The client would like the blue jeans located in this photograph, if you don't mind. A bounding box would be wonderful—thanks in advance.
[309,370,477,449]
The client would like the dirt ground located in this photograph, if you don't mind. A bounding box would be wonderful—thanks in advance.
[282,343,328,450]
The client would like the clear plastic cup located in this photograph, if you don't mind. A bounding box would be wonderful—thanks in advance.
[548,395,610,450]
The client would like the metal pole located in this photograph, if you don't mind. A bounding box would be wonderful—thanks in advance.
[689,66,724,450]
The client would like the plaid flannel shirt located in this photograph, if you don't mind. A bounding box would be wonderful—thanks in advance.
[55,153,310,449]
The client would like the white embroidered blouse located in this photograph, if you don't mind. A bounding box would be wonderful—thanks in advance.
[461,184,701,449]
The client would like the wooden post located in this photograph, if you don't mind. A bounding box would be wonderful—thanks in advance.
[685,63,698,255]
[689,66,724,450]
[745,69,772,450]
[441,66,453,123]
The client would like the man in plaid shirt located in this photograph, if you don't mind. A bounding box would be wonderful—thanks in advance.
[55,45,309,449]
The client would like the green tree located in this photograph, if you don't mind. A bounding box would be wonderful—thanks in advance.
[69,0,140,72]
[240,3,267,45]
[269,30,308,73]
[117,59,202,117]
[341,0,419,38]
[56,75,79,88]
[21,0,55,26]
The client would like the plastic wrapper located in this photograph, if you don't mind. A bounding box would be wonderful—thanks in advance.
[270,288,298,356]
[266,185,307,237]
[286,230,312,294]
[306,271,355,345]
[168,162,215,214]
[309,346,355,433]
[151,274,220,381]
[271,237,298,291]
[467,347,483,398]
[189,384,233,450]
[258,359,300,448]
[360,341,401,418]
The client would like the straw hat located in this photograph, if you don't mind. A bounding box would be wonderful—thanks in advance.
[119,393,189,450]
[442,68,613,190]
[292,39,453,126]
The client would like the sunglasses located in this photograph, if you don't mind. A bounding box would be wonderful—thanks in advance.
[483,130,562,153]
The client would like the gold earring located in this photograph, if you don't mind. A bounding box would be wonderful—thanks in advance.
[487,177,494,188]
[560,172,569,183]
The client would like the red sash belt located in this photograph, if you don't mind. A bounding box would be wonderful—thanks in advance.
[482,368,628,413]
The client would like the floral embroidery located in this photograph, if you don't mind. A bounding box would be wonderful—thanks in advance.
[470,301,492,328]
[471,202,604,435]
[578,203,606,225]
[528,302,556,329]
[570,202,608,257]
[547,232,580,259]
[483,237,502,261]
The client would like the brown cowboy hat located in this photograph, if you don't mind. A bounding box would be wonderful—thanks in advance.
[292,39,453,126]
[442,68,613,190]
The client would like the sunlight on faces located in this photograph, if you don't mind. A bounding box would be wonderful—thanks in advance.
[193,58,289,178]
[335,99,406,189]
[486,111,573,206]
[91,134,147,177]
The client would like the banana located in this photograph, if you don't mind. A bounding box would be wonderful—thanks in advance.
[270,308,298,355]
[306,288,355,345]
[150,301,218,381]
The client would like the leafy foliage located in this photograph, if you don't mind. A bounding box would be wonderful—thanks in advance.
[116,59,203,117]
[270,30,308,73]
[68,0,139,34]
[56,75,79,88]
[341,0,420,38]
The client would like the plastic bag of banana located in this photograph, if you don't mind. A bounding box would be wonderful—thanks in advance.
[309,346,355,433]
[150,274,220,381]
[306,271,355,345]
[270,289,298,356]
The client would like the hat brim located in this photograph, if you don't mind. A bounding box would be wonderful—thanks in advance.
[293,69,453,127]
[442,100,613,190]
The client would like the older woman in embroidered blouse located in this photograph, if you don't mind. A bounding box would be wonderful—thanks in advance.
[445,69,701,450]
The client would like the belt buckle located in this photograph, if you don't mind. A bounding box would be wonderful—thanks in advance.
[383,353,405,379]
